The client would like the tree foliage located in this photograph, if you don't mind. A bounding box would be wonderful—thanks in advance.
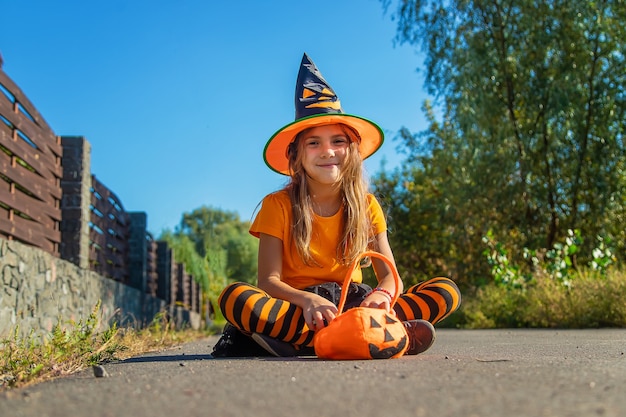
[177,206,257,283]
[159,206,258,301]
[159,230,212,292]
[376,0,625,288]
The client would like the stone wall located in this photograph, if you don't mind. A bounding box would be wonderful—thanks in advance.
[0,238,200,340]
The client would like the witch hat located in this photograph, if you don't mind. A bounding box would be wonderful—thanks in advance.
[263,53,384,175]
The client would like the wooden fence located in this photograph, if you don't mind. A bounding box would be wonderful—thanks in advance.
[0,65,202,315]
[89,175,130,282]
[0,70,62,255]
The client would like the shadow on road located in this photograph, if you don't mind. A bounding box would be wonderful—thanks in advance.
[121,354,320,363]
[122,354,214,363]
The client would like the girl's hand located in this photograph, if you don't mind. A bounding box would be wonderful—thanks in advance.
[302,293,338,331]
[360,291,392,312]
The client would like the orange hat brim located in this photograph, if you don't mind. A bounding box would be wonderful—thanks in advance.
[264,114,384,175]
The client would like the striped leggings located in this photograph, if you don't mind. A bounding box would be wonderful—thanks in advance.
[218,277,461,348]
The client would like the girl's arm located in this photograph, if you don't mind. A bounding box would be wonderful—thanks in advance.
[360,231,404,311]
[257,233,338,330]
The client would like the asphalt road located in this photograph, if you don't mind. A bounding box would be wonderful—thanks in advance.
[1,329,625,417]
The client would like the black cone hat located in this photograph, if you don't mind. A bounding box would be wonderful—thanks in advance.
[264,53,384,175]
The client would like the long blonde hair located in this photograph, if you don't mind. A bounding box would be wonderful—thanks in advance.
[285,123,374,266]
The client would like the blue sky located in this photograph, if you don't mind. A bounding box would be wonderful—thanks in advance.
[1,0,428,235]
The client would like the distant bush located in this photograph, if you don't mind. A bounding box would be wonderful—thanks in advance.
[438,229,625,329]
[455,269,626,328]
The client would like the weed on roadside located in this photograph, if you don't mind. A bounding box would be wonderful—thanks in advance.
[0,302,210,391]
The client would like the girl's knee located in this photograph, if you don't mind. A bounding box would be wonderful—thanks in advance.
[406,276,458,292]
[406,277,462,311]
[218,282,264,313]
[218,282,248,303]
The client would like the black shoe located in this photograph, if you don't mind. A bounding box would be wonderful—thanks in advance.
[211,324,272,357]
[251,333,299,357]
[251,333,316,357]
[403,319,436,355]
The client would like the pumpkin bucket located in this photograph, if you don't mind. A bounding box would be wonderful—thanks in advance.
[313,251,408,360]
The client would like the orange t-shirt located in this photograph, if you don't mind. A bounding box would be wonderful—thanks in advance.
[249,190,387,289]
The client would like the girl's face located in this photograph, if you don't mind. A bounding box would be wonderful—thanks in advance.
[299,124,351,185]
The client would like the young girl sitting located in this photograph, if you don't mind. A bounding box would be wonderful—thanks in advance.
[213,53,461,357]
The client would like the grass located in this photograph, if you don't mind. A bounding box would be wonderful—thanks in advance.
[0,302,216,391]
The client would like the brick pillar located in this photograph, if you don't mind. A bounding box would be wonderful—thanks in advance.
[176,266,191,308]
[191,278,198,313]
[197,281,204,316]
[170,263,179,307]
[128,212,148,293]
[156,242,174,304]
[176,264,185,306]
[146,238,159,296]
[60,136,91,269]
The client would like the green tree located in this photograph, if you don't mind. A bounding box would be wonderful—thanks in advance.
[176,206,258,284]
[377,0,625,287]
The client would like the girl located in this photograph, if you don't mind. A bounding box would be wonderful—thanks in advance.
[212,54,461,357]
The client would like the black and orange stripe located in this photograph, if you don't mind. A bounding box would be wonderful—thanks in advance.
[218,277,461,347]
[219,282,316,347]
[394,277,461,323]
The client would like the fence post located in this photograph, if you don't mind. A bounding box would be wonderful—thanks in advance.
[146,237,159,297]
[60,136,91,269]
[176,264,192,308]
[128,212,148,294]
[191,278,198,313]
[156,242,174,305]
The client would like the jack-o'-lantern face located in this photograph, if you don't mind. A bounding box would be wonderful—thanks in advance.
[313,308,409,360]
[367,314,408,359]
